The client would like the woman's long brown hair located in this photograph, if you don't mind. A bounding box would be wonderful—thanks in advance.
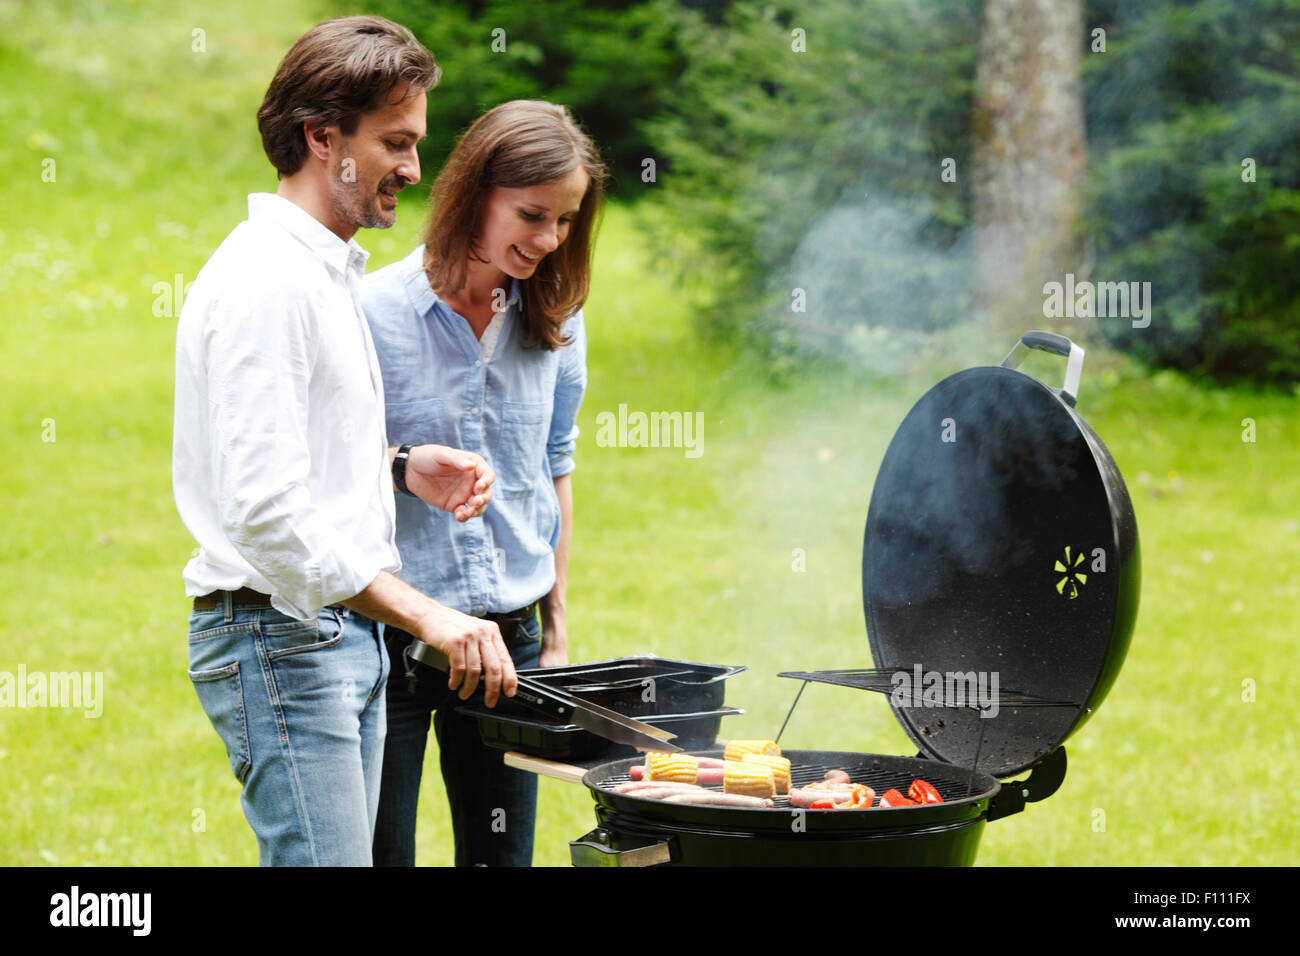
[422,100,607,349]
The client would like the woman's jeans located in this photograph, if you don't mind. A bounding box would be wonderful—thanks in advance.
[187,596,389,866]
[372,613,541,867]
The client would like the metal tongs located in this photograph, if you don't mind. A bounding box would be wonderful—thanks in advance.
[405,640,681,753]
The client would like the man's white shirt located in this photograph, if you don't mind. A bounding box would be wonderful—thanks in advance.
[173,193,400,620]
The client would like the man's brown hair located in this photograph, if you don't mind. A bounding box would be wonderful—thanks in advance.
[423,100,607,350]
[258,16,439,177]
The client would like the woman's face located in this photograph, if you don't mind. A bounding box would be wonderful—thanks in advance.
[476,166,590,280]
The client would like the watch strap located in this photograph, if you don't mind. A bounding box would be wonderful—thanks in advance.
[393,444,418,498]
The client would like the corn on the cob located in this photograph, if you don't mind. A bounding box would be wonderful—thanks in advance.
[742,753,792,794]
[723,739,781,762]
[644,752,699,783]
[723,759,776,798]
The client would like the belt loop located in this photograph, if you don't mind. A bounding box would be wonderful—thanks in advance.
[223,589,233,623]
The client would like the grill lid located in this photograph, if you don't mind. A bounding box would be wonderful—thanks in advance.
[860,332,1140,777]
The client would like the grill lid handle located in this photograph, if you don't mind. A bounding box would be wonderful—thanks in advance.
[1000,330,1085,407]
[986,746,1068,822]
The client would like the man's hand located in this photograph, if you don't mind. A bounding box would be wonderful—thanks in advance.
[414,603,518,707]
[403,444,494,521]
[343,572,517,707]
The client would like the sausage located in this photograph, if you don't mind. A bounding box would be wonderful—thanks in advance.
[788,787,836,808]
[788,786,865,808]
[661,792,775,808]
[612,781,707,795]
[634,788,716,801]
[824,769,852,785]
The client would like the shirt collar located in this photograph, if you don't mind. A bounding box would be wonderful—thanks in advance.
[403,245,521,317]
[248,193,369,280]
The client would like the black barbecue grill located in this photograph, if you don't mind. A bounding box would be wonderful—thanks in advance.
[560,331,1140,866]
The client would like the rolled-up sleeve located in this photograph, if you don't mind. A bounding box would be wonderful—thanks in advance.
[205,285,381,618]
[547,309,588,478]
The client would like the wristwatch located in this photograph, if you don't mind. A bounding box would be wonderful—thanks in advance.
[392,444,418,498]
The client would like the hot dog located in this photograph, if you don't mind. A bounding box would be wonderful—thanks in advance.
[612,781,708,796]
[788,784,876,808]
[661,792,775,808]
[788,787,842,808]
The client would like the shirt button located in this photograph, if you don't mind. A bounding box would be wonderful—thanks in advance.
[475,605,485,615]
[474,360,482,368]
[471,407,479,416]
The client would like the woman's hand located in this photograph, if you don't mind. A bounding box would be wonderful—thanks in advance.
[404,444,494,521]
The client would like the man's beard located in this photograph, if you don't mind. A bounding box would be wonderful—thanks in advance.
[330,175,398,231]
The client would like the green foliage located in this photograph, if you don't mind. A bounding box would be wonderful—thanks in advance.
[642,0,980,369]
[354,0,686,198]
[1083,0,1300,385]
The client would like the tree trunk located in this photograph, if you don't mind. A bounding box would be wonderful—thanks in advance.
[972,0,1087,343]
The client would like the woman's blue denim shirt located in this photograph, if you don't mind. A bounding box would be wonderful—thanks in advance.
[361,246,587,614]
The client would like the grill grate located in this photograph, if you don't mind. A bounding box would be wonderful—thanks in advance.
[771,669,1077,790]
[596,756,988,806]
[777,669,1078,708]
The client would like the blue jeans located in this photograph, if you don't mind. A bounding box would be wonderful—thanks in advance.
[186,597,390,866]
[372,613,541,867]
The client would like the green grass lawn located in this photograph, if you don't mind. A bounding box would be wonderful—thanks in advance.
[2,0,1297,867]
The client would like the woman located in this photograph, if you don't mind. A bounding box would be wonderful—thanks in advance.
[362,100,605,867]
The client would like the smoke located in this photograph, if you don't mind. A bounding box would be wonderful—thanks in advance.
[772,186,976,376]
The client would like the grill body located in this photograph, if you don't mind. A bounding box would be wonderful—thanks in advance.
[572,750,1004,866]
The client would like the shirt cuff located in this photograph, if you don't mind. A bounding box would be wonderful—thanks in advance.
[548,454,576,479]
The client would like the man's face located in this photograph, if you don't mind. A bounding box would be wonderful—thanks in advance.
[328,84,426,233]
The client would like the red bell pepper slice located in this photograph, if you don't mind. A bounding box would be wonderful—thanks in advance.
[879,788,919,808]
[908,778,943,805]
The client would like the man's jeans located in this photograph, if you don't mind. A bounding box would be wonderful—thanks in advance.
[187,596,389,866]
[372,613,541,867]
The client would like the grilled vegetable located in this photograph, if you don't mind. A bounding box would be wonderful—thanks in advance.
[645,752,700,783]
[632,759,723,783]
[723,760,776,798]
[836,784,874,809]
[723,740,782,762]
[741,753,792,794]
[879,788,919,808]
[908,779,943,805]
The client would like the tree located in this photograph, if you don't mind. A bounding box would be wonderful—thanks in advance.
[972,0,1087,341]
[646,0,980,371]
[1082,0,1300,384]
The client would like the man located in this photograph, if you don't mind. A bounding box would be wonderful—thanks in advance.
[172,16,517,867]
